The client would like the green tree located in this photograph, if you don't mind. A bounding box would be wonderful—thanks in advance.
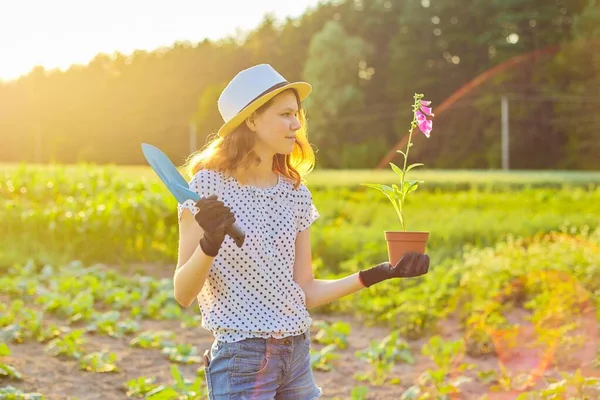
[303,20,376,168]
[386,0,591,169]
[191,81,228,150]
[549,0,600,169]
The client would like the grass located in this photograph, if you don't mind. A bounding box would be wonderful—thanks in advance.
[3,162,600,190]
[2,163,600,268]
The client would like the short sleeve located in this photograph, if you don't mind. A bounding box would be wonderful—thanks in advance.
[295,184,320,233]
[177,169,220,221]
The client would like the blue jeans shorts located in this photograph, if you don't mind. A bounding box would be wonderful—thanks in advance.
[203,330,323,399]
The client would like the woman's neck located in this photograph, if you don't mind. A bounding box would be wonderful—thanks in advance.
[233,160,278,188]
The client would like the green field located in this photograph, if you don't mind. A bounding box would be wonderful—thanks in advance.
[2,164,600,399]
[4,162,600,189]
[3,164,599,267]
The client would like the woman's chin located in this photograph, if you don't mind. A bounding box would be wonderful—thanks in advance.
[277,144,295,155]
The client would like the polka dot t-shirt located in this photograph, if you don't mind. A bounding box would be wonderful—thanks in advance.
[177,169,320,343]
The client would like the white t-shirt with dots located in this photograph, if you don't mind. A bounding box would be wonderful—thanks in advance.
[177,169,320,343]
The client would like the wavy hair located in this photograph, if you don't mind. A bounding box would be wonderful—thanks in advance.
[182,89,315,189]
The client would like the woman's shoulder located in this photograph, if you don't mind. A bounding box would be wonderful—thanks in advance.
[187,168,224,195]
[189,168,221,180]
[279,175,304,189]
[279,175,312,200]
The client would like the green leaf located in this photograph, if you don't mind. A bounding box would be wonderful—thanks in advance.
[476,369,497,384]
[396,150,406,158]
[380,185,396,198]
[398,351,415,364]
[361,183,385,195]
[0,364,23,380]
[351,386,369,400]
[400,386,420,400]
[406,163,424,173]
[146,386,179,399]
[361,184,398,200]
[389,163,404,179]
[402,180,420,195]
[171,364,185,388]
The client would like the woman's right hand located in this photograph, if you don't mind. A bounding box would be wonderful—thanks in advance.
[194,195,236,257]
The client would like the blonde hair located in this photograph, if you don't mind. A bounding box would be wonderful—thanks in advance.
[182,89,315,189]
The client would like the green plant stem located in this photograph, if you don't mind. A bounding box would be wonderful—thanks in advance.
[399,100,419,232]
[400,129,412,231]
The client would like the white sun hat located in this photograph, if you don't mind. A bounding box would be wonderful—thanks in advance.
[217,64,312,137]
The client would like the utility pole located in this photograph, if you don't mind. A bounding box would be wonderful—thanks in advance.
[501,95,509,170]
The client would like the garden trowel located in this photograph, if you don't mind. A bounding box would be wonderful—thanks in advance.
[141,143,245,248]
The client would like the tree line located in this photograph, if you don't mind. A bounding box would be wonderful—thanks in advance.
[1,0,599,169]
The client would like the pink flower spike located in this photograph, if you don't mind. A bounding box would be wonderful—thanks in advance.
[420,105,434,116]
[420,100,431,106]
[418,119,432,138]
[416,110,427,123]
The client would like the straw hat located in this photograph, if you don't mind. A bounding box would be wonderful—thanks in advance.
[217,64,312,137]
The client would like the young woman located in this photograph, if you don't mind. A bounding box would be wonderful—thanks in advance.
[174,64,429,399]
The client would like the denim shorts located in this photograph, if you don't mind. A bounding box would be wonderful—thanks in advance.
[203,330,323,399]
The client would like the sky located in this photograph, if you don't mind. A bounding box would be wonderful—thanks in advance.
[0,0,323,82]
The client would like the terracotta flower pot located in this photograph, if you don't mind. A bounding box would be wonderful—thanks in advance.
[384,231,429,265]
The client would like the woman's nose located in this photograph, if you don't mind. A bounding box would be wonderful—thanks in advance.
[291,117,301,130]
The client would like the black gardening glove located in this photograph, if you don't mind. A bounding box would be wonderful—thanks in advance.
[358,252,430,288]
[194,195,236,257]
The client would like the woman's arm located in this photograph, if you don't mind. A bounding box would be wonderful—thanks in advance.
[173,209,215,308]
[293,227,365,310]
[293,227,429,310]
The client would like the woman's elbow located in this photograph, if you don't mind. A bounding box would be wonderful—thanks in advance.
[173,286,195,308]
[175,294,194,308]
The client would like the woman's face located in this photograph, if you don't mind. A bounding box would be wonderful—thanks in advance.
[246,90,302,157]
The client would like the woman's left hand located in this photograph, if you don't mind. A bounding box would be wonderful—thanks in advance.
[389,252,430,278]
[358,252,430,288]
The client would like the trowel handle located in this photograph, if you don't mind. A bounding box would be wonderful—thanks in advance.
[227,223,245,248]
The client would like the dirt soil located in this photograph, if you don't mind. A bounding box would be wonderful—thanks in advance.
[2,264,599,400]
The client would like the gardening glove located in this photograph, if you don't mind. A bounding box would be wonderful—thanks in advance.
[358,252,430,288]
[194,195,236,257]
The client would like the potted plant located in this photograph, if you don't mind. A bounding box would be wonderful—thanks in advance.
[362,93,434,265]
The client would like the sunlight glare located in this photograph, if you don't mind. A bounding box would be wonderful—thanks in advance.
[0,0,318,82]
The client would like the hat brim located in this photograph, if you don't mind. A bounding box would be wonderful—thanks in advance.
[217,81,312,138]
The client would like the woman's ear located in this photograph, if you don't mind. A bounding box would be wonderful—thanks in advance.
[245,114,257,132]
